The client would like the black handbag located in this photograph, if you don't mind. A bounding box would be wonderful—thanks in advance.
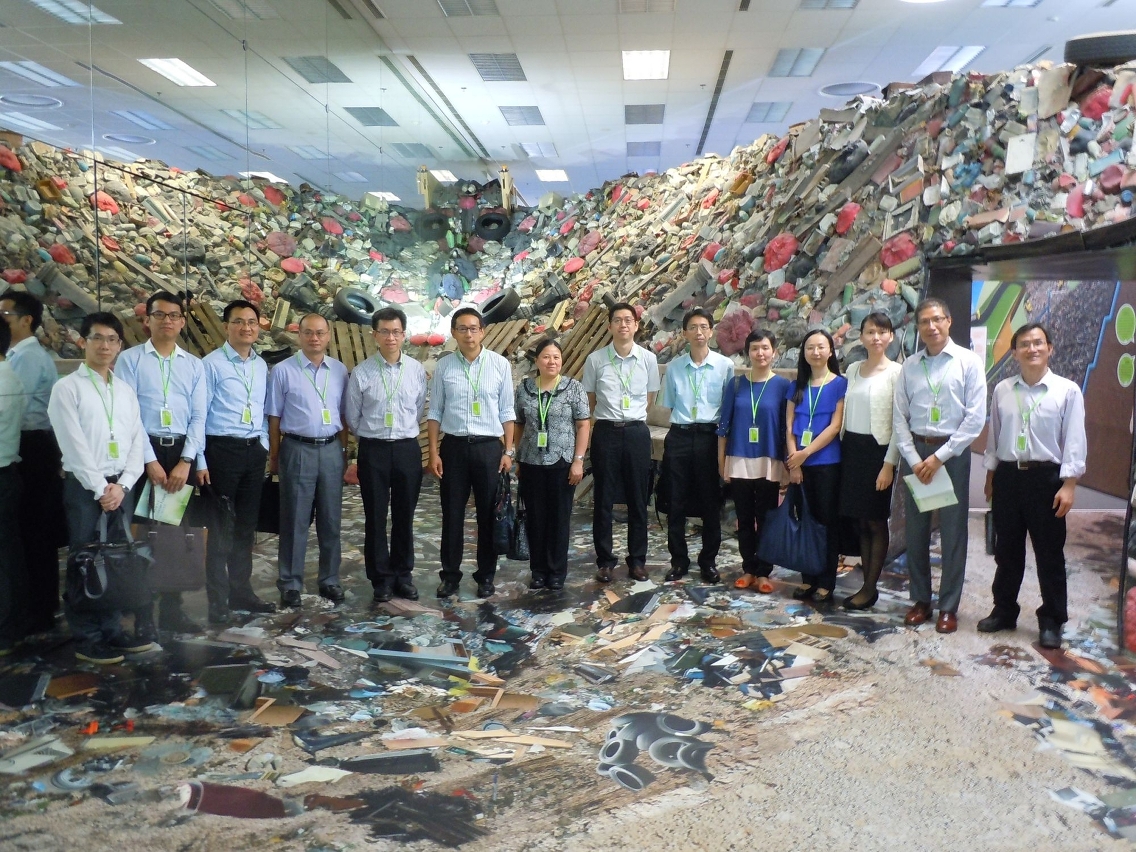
[493,472,515,556]
[65,510,153,613]
[508,488,530,561]
[136,486,207,593]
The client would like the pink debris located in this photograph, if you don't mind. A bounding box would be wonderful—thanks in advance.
[702,242,723,263]
[559,218,577,236]
[717,268,737,285]
[369,250,385,261]
[517,216,536,233]
[240,278,264,306]
[347,211,362,222]
[90,191,119,214]
[466,235,486,253]
[266,231,297,257]
[881,279,898,295]
[715,310,756,356]
[513,250,530,262]
[775,282,798,301]
[389,215,412,233]
[48,244,76,265]
[636,198,650,211]
[766,136,789,165]
[563,257,585,275]
[409,333,428,346]
[611,184,623,203]
[133,303,147,317]
[237,194,257,208]
[701,189,719,209]
[1,269,28,284]
[578,230,602,255]
[262,185,285,206]
[1099,164,1125,194]
[739,293,760,308]
[56,297,74,309]
[1066,184,1085,218]
[764,233,798,272]
[280,257,305,274]
[459,196,478,210]
[101,236,120,252]
[573,300,591,319]
[1079,85,1113,121]
[835,202,861,236]
[879,232,918,268]
[0,147,21,172]
[427,333,445,346]
[320,217,343,235]
[381,285,409,304]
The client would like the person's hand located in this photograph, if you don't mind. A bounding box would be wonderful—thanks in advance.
[197,468,211,486]
[913,455,942,484]
[568,459,584,485]
[875,464,894,492]
[165,460,190,493]
[789,467,803,484]
[786,448,808,470]
[344,463,359,486]
[145,460,167,489]
[429,454,443,479]
[1053,481,1076,518]
[499,453,513,474]
[99,482,124,511]
[268,454,279,475]
[984,473,994,504]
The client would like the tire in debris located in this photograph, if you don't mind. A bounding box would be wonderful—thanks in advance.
[333,287,380,325]
[415,212,449,242]
[474,211,512,242]
[1065,31,1136,66]
[480,288,521,324]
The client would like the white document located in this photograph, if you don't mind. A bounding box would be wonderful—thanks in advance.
[1004,132,1037,175]
[903,466,959,513]
[136,480,194,526]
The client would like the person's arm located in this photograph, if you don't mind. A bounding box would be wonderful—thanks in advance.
[196,357,214,484]
[500,421,515,473]
[268,415,282,474]
[982,384,1002,503]
[427,419,443,478]
[658,366,674,412]
[938,353,987,462]
[48,379,107,497]
[581,354,598,420]
[718,435,729,482]
[345,370,363,436]
[118,396,147,496]
[784,398,803,482]
[570,416,590,485]
[892,365,920,469]
[115,351,157,466]
[1054,386,1088,517]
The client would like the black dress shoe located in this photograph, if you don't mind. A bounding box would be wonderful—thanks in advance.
[595,566,614,584]
[1038,624,1063,649]
[207,606,231,625]
[319,585,345,604]
[529,575,548,590]
[476,580,495,599]
[231,596,277,614]
[548,578,565,591]
[372,585,393,604]
[791,584,817,600]
[628,564,649,582]
[393,581,419,601]
[280,589,302,608]
[437,579,460,598]
[699,566,721,584]
[664,565,689,582]
[158,609,204,634]
[977,610,1017,633]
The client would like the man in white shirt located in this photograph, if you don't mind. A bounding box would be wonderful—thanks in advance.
[980,323,1087,649]
[0,321,28,655]
[48,312,153,665]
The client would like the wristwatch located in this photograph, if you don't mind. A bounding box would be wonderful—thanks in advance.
[504,448,515,457]
[574,455,585,461]
[180,456,193,465]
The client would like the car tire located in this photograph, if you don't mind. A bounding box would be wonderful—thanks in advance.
[480,288,521,324]
[415,212,450,242]
[1064,31,1136,66]
[474,211,512,242]
[333,287,379,325]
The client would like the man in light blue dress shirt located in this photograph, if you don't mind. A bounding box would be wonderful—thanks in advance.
[267,313,349,609]
[197,300,276,624]
[427,307,516,600]
[659,308,733,585]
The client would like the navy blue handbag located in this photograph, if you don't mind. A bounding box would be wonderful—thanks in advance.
[756,484,826,578]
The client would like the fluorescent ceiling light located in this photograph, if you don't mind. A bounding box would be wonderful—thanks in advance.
[535,169,569,182]
[221,109,281,129]
[207,0,280,19]
[745,101,792,122]
[288,145,326,159]
[26,0,120,24]
[519,142,557,157]
[335,171,368,182]
[0,111,61,132]
[769,48,825,77]
[438,0,499,16]
[138,58,216,87]
[899,0,950,3]
[111,109,173,130]
[912,45,985,77]
[240,170,289,183]
[982,0,1042,5]
[0,61,81,87]
[186,144,230,161]
[99,145,141,162]
[368,191,400,201]
[430,169,458,182]
[622,50,670,81]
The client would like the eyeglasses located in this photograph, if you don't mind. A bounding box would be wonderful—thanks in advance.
[149,311,183,321]
[299,329,329,337]
[1017,340,1049,350]
[87,334,120,345]
[686,324,711,333]
[375,329,404,337]
[0,310,20,318]
[611,318,637,326]
[453,325,482,334]
[917,316,949,327]
[227,318,259,328]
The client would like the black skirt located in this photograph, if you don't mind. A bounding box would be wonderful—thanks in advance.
[838,431,894,521]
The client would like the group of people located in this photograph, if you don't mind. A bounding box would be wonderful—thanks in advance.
[0,289,1087,664]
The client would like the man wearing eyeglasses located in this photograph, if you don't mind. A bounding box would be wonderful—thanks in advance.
[0,290,65,638]
[346,307,427,604]
[893,298,986,634]
[114,292,206,636]
[198,300,276,624]
[427,306,516,600]
[267,312,349,609]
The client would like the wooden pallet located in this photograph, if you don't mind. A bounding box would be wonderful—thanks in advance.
[560,305,612,380]
[117,301,227,358]
[326,320,375,370]
[481,318,529,356]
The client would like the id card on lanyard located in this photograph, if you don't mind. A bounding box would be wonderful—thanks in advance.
[298,354,333,426]
[801,373,829,446]
[153,350,175,428]
[378,356,404,430]
[84,365,119,460]
[536,380,556,449]
[748,376,772,443]
[460,355,485,418]
[233,352,256,426]
[1013,382,1048,457]
[608,348,635,413]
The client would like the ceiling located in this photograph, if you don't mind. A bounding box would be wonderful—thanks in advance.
[0,0,1131,206]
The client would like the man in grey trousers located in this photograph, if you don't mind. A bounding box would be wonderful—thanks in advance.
[893,297,986,634]
[267,313,349,609]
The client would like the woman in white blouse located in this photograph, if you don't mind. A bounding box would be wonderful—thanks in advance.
[839,311,902,610]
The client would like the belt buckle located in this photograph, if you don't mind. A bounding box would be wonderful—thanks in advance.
[159,436,176,447]
[1016,460,1029,470]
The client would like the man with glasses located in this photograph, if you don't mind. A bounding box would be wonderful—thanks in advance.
[198,300,276,624]
[0,290,65,637]
[659,308,732,585]
[980,324,1086,649]
[893,298,986,634]
[582,302,661,583]
[427,306,516,599]
[346,307,427,604]
[267,313,349,609]
[48,313,153,664]
[115,292,206,635]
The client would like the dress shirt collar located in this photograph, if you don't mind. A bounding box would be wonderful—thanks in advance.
[296,350,329,371]
[685,352,715,371]
[8,336,41,356]
[919,339,963,362]
[377,353,404,368]
[1012,369,1053,390]
[609,343,638,362]
[458,348,486,367]
[143,339,188,359]
[222,341,257,363]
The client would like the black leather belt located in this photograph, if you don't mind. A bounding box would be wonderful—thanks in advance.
[149,434,186,447]
[1000,460,1059,471]
[446,435,500,444]
[671,423,717,434]
[913,434,949,446]
[209,435,261,446]
[360,436,417,444]
[106,473,120,484]
[284,433,338,446]
[597,420,644,429]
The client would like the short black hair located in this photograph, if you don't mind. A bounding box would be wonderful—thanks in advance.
[372,306,407,331]
[146,291,184,314]
[860,311,894,333]
[533,337,563,358]
[682,307,714,330]
[915,298,951,322]
[450,306,484,331]
[0,289,44,333]
[0,320,10,356]
[298,313,329,330]
[608,302,637,323]
[223,299,261,322]
[744,329,777,353]
[1011,322,1052,348]
[80,312,124,341]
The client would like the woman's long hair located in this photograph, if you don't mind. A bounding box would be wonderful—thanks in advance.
[792,328,841,404]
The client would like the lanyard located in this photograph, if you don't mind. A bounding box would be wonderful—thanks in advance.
[298,354,331,405]
[231,351,256,407]
[377,356,405,410]
[152,349,173,406]
[607,347,635,396]
[460,353,484,398]
[749,375,772,421]
[805,372,829,432]
[84,365,115,437]
[536,379,557,429]
[921,356,946,401]
[1013,382,1048,430]
[688,361,707,412]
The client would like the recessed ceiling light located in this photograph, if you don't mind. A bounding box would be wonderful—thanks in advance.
[0,111,61,132]
[334,171,368,182]
[535,169,569,182]
[627,141,662,157]
[138,58,216,87]
[221,109,281,130]
[0,61,81,87]
[519,142,557,157]
[282,56,352,85]
[430,169,458,182]
[207,0,280,19]
[240,170,289,183]
[288,145,326,160]
[103,133,154,145]
[819,81,879,97]
[898,0,950,3]
[769,48,825,77]
[111,109,173,130]
[0,94,62,108]
[368,191,400,202]
[912,45,985,77]
[499,106,544,126]
[438,0,499,16]
[98,145,141,162]
[745,101,792,122]
[26,0,120,24]
[622,50,670,81]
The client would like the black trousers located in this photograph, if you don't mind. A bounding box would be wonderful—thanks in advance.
[732,478,781,577]
[519,461,574,584]
[800,462,841,591]
[203,437,267,609]
[0,465,26,645]
[439,436,501,584]
[990,462,1068,626]
[591,420,651,570]
[664,427,721,571]
[16,429,65,634]
[359,437,423,588]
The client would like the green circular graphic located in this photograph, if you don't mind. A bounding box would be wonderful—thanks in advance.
[1117,303,1136,345]
[1120,353,1136,388]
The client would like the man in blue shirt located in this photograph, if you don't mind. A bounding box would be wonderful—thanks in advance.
[0,289,65,637]
[115,292,207,635]
[267,313,349,609]
[659,308,733,584]
[198,300,276,624]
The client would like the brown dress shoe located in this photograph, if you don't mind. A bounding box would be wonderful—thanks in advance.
[628,564,649,582]
[935,611,958,634]
[595,566,614,583]
[904,601,934,626]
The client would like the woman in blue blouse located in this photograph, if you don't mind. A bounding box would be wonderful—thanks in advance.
[784,328,846,605]
[718,330,792,593]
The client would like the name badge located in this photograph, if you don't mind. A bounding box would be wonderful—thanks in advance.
[691,405,698,420]
[471,401,482,417]
[748,427,759,443]
[929,405,942,424]
[321,408,332,426]
[241,406,253,425]
[160,407,173,428]
[107,441,120,460]
[621,394,631,410]
[384,411,395,428]
[800,430,813,447]
[1016,433,1028,454]
[537,430,549,449]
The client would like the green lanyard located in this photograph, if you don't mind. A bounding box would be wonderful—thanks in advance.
[537,380,556,429]
[749,375,772,421]
[232,351,256,408]
[84,365,115,438]
[460,354,484,398]
[1013,382,1048,429]
[152,350,173,407]
[378,356,404,408]
[688,362,707,419]
[805,372,830,433]
[297,354,330,405]
[921,357,945,402]
[607,348,635,396]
